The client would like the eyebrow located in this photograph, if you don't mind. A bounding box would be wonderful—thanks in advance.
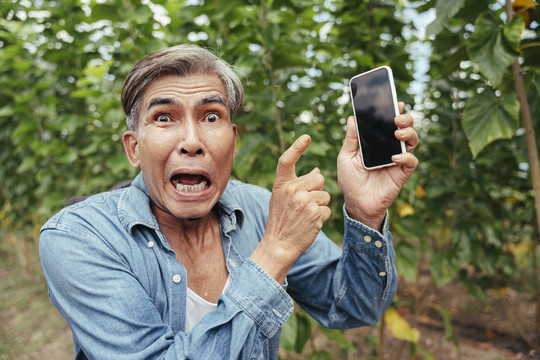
[146,97,179,111]
[201,94,227,108]
[146,95,228,112]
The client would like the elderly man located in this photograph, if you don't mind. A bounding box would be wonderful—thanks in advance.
[40,44,418,359]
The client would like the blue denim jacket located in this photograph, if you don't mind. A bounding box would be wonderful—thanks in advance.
[40,173,397,360]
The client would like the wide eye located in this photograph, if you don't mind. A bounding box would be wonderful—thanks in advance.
[205,113,219,123]
[155,114,171,122]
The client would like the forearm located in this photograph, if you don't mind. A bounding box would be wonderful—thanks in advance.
[286,207,397,328]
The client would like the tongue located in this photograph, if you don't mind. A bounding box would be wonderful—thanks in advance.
[176,174,206,185]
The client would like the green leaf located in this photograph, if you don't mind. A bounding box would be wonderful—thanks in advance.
[395,241,419,282]
[84,60,112,78]
[0,106,14,117]
[17,156,36,174]
[439,45,467,78]
[133,5,154,25]
[233,134,267,180]
[430,251,460,286]
[106,153,131,171]
[437,307,459,347]
[279,312,297,352]
[0,18,22,34]
[294,312,311,353]
[59,151,78,164]
[324,177,340,196]
[273,51,311,70]
[308,351,333,360]
[461,90,520,158]
[467,12,523,86]
[418,346,436,360]
[91,4,119,22]
[425,0,466,38]
[522,37,540,66]
[502,15,524,52]
[283,90,317,113]
[319,327,354,350]
[304,141,333,157]
[12,60,32,72]
[71,88,95,98]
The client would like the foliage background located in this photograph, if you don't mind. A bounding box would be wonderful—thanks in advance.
[1,0,539,358]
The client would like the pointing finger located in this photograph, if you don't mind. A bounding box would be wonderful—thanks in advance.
[275,135,311,183]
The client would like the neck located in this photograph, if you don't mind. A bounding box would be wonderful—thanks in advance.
[151,202,219,248]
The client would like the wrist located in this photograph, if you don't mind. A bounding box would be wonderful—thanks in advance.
[344,203,386,232]
[250,238,297,285]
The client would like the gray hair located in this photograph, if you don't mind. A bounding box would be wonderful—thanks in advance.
[121,44,244,131]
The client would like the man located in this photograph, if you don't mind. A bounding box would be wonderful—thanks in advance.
[40,44,418,359]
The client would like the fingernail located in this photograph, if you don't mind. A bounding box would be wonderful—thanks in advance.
[393,154,403,161]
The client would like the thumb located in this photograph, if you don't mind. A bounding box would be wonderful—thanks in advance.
[340,116,359,154]
[275,134,311,183]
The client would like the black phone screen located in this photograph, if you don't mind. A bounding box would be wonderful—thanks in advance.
[350,67,403,169]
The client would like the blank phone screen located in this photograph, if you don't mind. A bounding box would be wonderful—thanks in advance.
[350,67,402,169]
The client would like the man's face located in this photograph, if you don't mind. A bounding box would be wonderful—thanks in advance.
[123,74,237,221]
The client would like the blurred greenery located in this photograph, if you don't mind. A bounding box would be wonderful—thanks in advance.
[1,0,540,358]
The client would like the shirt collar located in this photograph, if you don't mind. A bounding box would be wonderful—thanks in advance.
[215,183,245,232]
[118,173,245,234]
[118,173,159,234]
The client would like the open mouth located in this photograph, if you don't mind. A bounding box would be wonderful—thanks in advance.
[171,174,210,192]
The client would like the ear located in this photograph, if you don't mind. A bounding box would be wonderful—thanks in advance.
[232,123,238,158]
[123,130,140,168]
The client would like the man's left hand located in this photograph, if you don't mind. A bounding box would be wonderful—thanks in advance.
[337,102,419,231]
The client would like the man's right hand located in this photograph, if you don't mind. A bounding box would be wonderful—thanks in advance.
[250,135,331,284]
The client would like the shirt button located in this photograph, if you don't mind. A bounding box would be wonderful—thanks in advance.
[375,240,383,248]
[232,225,237,231]
[379,271,387,277]
[363,235,372,243]
[147,241,154,248]
[172,274,181,283]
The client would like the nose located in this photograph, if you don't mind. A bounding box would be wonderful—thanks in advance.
[177,119,204,156]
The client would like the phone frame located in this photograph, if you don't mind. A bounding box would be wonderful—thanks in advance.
[349,66,406,170]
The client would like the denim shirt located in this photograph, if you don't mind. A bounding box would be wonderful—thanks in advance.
[40,173,397,360]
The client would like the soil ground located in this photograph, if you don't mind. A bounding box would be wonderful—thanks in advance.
[281,276,540,360]
[1,262,538,359]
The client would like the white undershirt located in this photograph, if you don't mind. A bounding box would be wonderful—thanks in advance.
[185,275,232,332]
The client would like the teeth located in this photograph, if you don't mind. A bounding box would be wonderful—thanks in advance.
[176,181,207,192]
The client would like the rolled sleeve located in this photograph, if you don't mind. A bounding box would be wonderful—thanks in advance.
[342,205,397,304]
[223,259,294,338]
[286,205,398,329]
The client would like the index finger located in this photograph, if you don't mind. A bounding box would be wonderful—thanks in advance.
[275,134,311,182]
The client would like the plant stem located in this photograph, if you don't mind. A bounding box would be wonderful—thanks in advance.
[377,317,385,360]
[505,0,540,348]
[259,0,285,153]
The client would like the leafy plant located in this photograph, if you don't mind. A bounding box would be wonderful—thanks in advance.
[408,0,540,350]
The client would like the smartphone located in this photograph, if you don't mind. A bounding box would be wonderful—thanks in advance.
[349,66,405,170]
